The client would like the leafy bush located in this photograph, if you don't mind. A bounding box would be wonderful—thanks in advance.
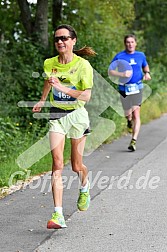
[0,117,21,161]
[0,40,48,127]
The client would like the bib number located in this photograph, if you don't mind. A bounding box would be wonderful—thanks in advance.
[125,83,139,95]
[53,86,76,102]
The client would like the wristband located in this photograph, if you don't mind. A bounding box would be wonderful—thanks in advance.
[144,71,150,74]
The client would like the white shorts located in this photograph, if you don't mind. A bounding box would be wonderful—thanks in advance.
[49,107,90,139]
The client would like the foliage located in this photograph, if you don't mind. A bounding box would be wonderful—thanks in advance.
[62,0,135,77]
[0,115,49,162]
[149,60,167,95]
[0,0,20,42]
[0,117,21,161]
[0,39,49,126]
[133,0,167,58]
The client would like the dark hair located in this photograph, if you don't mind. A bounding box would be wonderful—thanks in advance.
[124,34,137,44]
[54,24,96,57]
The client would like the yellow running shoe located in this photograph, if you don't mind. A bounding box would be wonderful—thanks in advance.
[127,120,133,133]
[128,139,136,151]
[47,212,67,229]
[77,182,90,211]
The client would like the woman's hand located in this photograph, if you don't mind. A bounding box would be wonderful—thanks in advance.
[32,101,45,113]
[48,77,63,91]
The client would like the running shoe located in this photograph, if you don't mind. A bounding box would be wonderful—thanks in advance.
[128,139,136,151]
[127,120,133,133]
[47,212,67,229]
[77,182,90,211]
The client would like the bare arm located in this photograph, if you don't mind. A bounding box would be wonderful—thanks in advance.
[109,69,132,78]
[143,65,151,81]
[48,77,91,102]
[32,80,51,112]
[63,87,91,102]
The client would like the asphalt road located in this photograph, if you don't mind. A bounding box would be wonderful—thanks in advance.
[0,114,167,252]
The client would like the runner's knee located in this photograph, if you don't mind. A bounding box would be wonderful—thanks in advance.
[71,161,83,173]
[52,158,64,172]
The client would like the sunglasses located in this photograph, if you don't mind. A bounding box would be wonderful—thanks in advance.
[54,36,72,43]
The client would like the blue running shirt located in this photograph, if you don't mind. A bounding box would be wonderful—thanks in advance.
[109,50,148,91]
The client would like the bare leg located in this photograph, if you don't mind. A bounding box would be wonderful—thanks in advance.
[125,108,133,122]
[70,136,90,211]
[132,106,141,140]
[71,136,88,186]
[49,132,65,207]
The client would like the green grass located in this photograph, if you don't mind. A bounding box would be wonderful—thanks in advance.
[0,136,71,188]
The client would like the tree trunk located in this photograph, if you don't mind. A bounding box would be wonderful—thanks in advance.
[34,0,48,49]
[52,0,63,29]
[17,0,32,37]
[17,0,48,49]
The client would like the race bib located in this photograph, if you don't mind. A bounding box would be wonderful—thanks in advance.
[125,83,139,95]
[53,86,77,102]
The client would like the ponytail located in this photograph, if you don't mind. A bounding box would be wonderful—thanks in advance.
[74,45,97,57]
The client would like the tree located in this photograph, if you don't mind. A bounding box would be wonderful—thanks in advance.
[61,0,135,77]
[52,0,63,28]
[133,0,167,58]
[17,0,49,49]
[0,0,63,48]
